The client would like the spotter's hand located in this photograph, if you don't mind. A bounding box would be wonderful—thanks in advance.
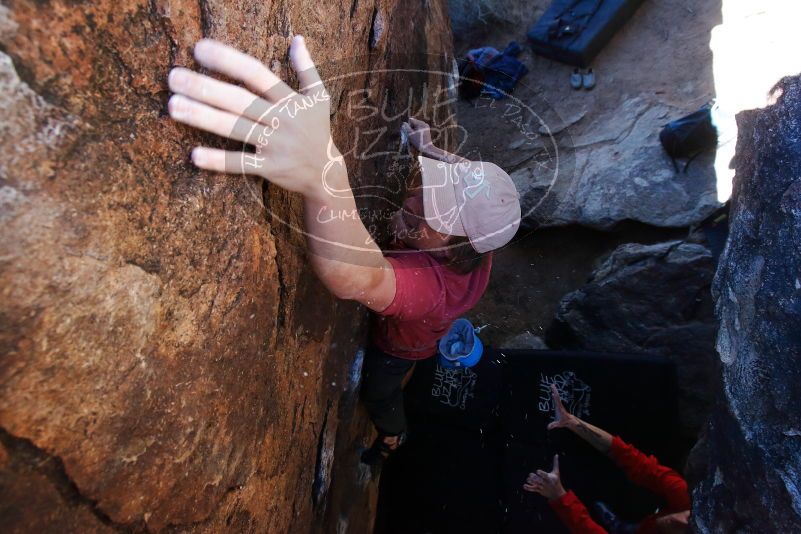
[523,454,566,501]
[547,383,577,430]
[167,36,341,200]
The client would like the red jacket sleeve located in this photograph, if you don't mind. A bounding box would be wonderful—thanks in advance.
[549,491,608,534]
[608,436,691,512]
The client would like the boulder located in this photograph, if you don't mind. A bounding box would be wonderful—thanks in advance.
[447,0,546,38]
[511,97,721,230]
[501,332,548,350]
[546,240,718,438]
[0,1,456,532]
[690,75,801,532]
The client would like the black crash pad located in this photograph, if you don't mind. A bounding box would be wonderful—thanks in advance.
[500,349,678,533]
[375,348,679,534]
[526,0,646,67]
[375,354,506,534]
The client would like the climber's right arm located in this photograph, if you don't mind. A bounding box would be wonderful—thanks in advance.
[301,164,397,312]
[403,118,470,164]
[167,37,396,313]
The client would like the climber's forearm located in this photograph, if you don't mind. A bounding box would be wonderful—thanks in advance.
[422,145,469,164]
[565,417,614,455]
[302,165,390,300]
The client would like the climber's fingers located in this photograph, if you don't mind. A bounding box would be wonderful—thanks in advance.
[409,117,430,130]
[189,147,269,176]
[289,35,324,95]
[168,94,264,145]
[522,482,541,493]
[168,68,279,126]
[551,383,569,416]
[193,39,295,103]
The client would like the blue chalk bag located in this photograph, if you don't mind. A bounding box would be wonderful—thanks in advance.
[437,318,484,369]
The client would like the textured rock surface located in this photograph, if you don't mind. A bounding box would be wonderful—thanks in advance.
[466,224,687,350]
[448,0,546,38]
[691,76,801,532]
[500,331,547,350]
[511,103,720,230]
[546,240,718,439]
[452,0,722,230]
[0,1,455,532]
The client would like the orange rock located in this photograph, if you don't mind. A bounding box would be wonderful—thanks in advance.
[0,0,457,531]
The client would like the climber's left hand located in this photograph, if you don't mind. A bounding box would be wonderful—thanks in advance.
[402,117,435,154]
[547,383,577,430]
[523,454,566,501]
[167,36,342,201]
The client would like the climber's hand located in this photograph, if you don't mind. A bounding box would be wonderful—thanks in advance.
[401,117,436,154]
[523,454,566,501]
[167,36,341,201]
[547,383,577,430]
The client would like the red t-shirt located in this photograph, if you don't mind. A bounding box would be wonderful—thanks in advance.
[548,436,690,534]
[370,248,492,360]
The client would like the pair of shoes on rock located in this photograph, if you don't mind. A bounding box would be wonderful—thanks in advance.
[570,68,596,90]
[360,431,406,466]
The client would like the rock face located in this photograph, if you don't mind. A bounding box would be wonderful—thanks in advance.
[546,240,718,439]
[501,332,548,350]
[0,1,455,532]
[690,76,801,532]
[448,0,547,37]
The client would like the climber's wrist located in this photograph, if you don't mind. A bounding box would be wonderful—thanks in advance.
[424,145,448,161]
[425,146,466,164]
[302,147,349,203]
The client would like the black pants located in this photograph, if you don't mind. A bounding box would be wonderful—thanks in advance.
[360,346,416,436]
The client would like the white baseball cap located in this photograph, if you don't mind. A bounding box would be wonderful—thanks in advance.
[418,155,521,253]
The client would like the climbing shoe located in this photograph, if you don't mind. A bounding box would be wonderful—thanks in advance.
[582,68,596,90]
[570,68,583,90]
[360,431,406,466]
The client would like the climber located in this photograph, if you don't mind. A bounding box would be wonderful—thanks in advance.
[165,36,521,466]
[357,116,521,465]
[523,384,691,534]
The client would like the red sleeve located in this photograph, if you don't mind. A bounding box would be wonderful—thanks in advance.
[609,436,690,512]
[377,253,444,321]
[548,491,607,534]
